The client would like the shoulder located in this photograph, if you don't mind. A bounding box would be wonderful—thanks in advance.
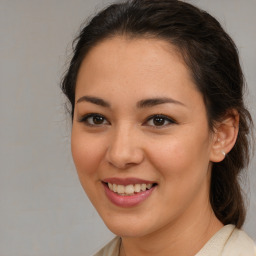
[196,225,256,256]
[222,227,256,256]
[92,237,120,256]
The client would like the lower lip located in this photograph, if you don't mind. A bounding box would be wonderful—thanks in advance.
[103,183,156,207]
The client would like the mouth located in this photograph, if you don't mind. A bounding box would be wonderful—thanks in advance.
[105,182,157,196]
[102,178,157,207]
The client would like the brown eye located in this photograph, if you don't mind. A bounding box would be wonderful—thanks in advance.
[92,115,105,125]
[145,114,176,127]
[79,113,109,126]
[153,116,165,126]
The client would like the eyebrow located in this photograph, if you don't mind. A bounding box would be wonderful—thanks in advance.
[76,95,185,108]
[76,96,110,107]
[136,97,186,108]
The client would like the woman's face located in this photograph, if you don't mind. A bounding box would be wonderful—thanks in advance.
[71,37,217,237]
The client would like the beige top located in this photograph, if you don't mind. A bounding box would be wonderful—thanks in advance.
[92,225,256,256]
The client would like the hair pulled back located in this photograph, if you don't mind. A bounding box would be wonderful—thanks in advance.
[61,0,253,228]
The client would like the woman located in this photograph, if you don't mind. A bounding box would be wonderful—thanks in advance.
[61,0,255,255]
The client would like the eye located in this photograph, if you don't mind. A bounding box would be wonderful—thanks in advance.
[145,114,176,127]
[78,113,110,126]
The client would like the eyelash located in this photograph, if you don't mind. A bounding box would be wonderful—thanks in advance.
[78,113,110,126]
[78,113,176,128]
[144,114,177,128]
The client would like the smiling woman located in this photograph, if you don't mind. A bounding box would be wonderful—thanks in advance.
[61,0,255,255]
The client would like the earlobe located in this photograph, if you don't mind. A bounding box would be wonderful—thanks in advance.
[210,110,239,163]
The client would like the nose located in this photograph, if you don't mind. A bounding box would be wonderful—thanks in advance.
[106,125,144,169]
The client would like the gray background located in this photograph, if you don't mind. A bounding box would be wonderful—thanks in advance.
[0,0,255,255]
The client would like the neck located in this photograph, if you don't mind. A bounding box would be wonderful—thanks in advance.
[120,201,223,256]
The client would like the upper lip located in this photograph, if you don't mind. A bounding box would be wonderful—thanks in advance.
[102,177,156,186]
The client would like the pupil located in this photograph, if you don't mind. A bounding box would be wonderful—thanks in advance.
[153,117,164,126]
[93,116,103,124]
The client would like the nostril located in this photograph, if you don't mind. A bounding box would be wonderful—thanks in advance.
[106,147,144,169]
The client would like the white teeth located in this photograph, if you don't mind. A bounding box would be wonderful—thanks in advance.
[141,184,146,191]
[125,184,134,194]
[134,184,141,193]
[107,183,154,195]
[117,185,125,194]
[146,184,153,189]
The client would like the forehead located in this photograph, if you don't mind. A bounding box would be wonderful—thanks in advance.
[75,36,202,107]
[79,36,186,74]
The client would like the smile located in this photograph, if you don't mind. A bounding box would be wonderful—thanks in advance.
[107,183,153,196]
[102,178,157,207]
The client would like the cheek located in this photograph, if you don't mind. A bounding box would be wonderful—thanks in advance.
[146,133,212,214]
[147,129,211,179]
[71,129,105,179]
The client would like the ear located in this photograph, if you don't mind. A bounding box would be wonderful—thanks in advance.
[210,109,239,163]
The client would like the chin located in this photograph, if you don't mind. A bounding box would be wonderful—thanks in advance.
[107,223,149,238]
[99,212,162,238]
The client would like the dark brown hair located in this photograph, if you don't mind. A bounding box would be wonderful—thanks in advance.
[61,0,253,228]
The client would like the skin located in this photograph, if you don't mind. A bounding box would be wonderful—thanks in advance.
[71,37,237,255]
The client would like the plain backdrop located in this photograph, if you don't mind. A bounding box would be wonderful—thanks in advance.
[0,0,255,255]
